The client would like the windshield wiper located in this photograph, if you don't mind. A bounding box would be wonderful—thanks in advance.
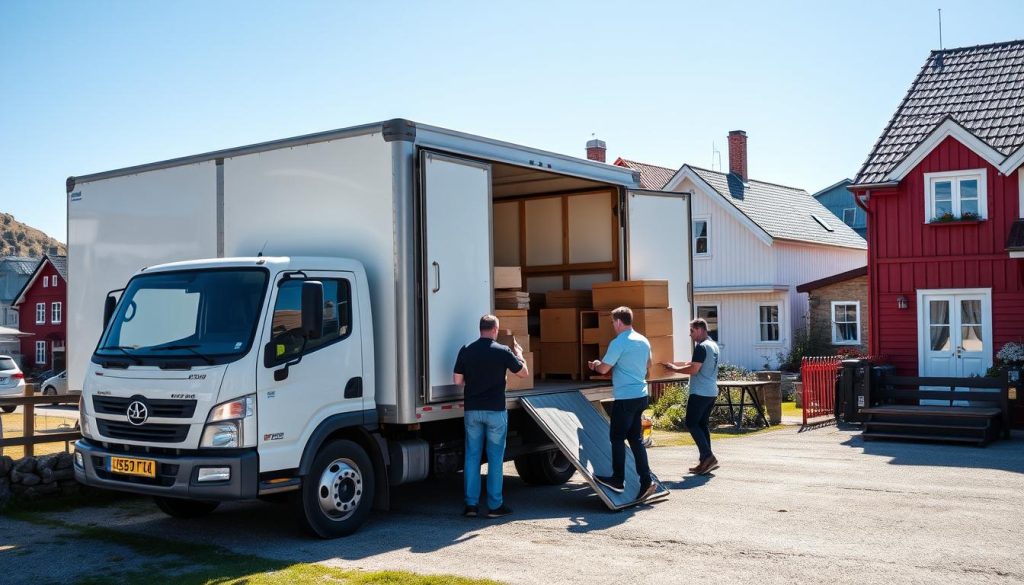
[97,345,143,365]
[151,345,216,365]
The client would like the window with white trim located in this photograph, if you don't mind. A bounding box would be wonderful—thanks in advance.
[924,169,987,220]
[842,208,856,226]
[695,304,719,342]
[758,304,781,342]
[51,302,62,324]
[693,219,710,256]
[9,309,17,326]
[43,276,48,288]
[36,341,47,364]
[36,303,46,324]
[51,275,58,287]
[831,301,860,344]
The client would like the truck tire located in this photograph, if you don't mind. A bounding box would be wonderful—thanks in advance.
[153,496,220,518]
[296,439,375,538]
[515,449,575,485]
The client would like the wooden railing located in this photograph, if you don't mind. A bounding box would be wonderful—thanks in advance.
[0,383,81,457]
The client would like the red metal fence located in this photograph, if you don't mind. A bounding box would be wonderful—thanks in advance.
[800,356,842,426]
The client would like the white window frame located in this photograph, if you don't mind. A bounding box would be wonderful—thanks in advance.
[36,341,47,364]
[693,217,711,258]
[757,303,783,344]
[830,301,861,345]
[51,302,62,324]
[36,302,46,324]
[51,275,58,287]
[10,309,17,326]
[842,208,857,226]
[924,169,988,221]
[43,276,48,288]
[695,303,721,344]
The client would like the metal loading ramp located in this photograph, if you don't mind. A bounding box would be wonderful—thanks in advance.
[520,391,669,510]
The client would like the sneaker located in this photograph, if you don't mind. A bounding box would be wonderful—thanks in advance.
[486,504,513,518]
[594,475,624,493]
[697,456,719,475]
[462,505,479,518]
[636,482,658,502]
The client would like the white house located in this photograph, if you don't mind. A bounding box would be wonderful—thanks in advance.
[612,131,867,370]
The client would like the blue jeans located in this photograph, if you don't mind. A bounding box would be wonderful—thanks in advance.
[686,394,716,461]
[464,409,508,509]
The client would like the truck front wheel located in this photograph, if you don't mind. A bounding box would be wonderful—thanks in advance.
[514,449,576,485]
[296,439,375,538]
[153,496,220,518]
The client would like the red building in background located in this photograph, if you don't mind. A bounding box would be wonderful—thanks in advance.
[849,41,1024,424]
[12,254,67,374]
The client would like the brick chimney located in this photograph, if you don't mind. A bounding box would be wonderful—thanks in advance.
[586,138,607,163]
[728,130,748,182]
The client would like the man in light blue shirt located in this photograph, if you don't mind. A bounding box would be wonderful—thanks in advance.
[663,318,721,475]
[587,306,655,502]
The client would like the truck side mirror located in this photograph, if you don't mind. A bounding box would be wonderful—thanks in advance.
[301,281,324,340]
[103,295,118,329]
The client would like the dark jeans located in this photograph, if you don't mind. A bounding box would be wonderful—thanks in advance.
[609,396,651,485]
[686,394,716,461]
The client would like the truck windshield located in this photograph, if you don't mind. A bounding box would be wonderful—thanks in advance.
[96,268,269,364]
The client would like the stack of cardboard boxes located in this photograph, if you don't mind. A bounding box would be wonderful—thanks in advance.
[538,290,593,379]
[493,266,534,390]
[591,280,674,379]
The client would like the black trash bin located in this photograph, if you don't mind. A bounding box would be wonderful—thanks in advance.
[836,359,870,423]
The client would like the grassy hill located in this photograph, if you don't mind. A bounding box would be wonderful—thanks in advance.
[0,213,67,257]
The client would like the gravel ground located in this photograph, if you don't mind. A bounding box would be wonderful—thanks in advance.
[2,425,1022,584]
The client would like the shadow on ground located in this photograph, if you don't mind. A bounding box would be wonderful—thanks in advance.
[840,426,1024,474]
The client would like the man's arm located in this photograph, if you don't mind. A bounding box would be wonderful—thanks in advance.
[663,343,705,375]
[587,341,621,375]
[453,373,465,385]
[510,340,530,379]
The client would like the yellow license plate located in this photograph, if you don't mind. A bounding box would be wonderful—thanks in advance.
[108,456,156,478]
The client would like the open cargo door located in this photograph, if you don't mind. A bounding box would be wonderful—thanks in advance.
[521,391,669,510]
[625,189,693,362]
[419,150,493,403]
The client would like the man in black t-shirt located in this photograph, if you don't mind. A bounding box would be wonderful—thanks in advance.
[453,314,529,518]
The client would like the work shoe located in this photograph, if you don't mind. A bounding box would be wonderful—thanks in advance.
[636,482,658,502]
[696,456,720,475]
[486,504,513,518]
[462,505,479,518]
[595,475,625,493]
[688,461,703,473]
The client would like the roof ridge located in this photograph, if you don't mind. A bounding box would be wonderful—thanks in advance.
[618,158,676,171]
[930,38,1024,54]
[686,164,808,192]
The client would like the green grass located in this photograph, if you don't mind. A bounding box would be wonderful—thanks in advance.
[649,423,789,448]
[781,401,801,418]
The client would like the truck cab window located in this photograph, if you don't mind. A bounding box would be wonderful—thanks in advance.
[270,278,352,363]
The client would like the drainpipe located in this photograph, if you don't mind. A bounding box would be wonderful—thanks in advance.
[855,190,879,357]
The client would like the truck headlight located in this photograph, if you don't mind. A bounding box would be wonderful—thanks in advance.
[201,395,255,448]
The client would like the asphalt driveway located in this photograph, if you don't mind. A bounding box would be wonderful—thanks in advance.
[2,425,1023,584]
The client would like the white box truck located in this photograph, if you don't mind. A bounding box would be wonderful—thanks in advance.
[68,119,692,536]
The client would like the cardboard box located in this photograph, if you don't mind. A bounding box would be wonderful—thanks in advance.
[540,342,580,377]
[582,327,602,345]
[597,308,673,343]
[494,266,522,290]
[647,335,675,378]
[495,290,530,310]
[540,308,579,342]
[497,331,529,353]
[545,289,593,309]
[592,280,669,310]
[494,309,528,336]
[506,352,534,391]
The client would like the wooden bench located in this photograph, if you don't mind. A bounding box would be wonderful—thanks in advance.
[861,374,1011,446]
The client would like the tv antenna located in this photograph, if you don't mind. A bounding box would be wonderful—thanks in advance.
[712,142,722,172]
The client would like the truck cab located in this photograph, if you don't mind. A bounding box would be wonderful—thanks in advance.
[75,256,382,536]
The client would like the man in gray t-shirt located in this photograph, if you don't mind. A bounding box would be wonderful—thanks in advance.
[662,318,720,475]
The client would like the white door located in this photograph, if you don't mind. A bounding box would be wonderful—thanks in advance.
[919,289,992,403]
[421,151,492,403]
[626,190,693,361]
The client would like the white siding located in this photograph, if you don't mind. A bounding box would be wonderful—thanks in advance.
[694,291,790,371]
[679,177,774,288]
[775,241,866,336]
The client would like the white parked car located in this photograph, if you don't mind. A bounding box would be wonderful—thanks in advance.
[41,370,71,399]
[0,355,26,413]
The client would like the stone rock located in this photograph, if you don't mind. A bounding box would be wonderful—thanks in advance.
[36,454,59,472]
[52,468,75,481]
[19,473,41,487]
[59,482,81,496]
[40,468,54,483]
[10,483,26,495]
[23,482,60,498]
[55,452,74,469]
[14,457,37,474]
[0,479,10,501]
[0,455,13,476]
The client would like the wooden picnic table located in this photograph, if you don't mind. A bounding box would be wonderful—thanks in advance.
[715,380,771,431]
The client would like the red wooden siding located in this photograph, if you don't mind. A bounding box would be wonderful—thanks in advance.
[859,136,1024,375]
[17,262,67,373]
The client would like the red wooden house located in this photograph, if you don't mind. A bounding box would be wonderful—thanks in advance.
[849,41,1024,423]
[11,254,67,374]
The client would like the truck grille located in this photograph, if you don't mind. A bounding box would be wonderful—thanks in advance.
[96,419,190,443]
[93,396,198,418]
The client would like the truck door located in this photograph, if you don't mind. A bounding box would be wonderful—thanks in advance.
[256,271,364,472]
[625,189,694,361]
[419,151,493,403]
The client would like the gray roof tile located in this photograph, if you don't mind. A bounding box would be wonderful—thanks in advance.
[855,40,1024,184]
[614,159,676,190]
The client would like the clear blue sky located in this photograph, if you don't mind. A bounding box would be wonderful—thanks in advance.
[3,1,1023,242]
